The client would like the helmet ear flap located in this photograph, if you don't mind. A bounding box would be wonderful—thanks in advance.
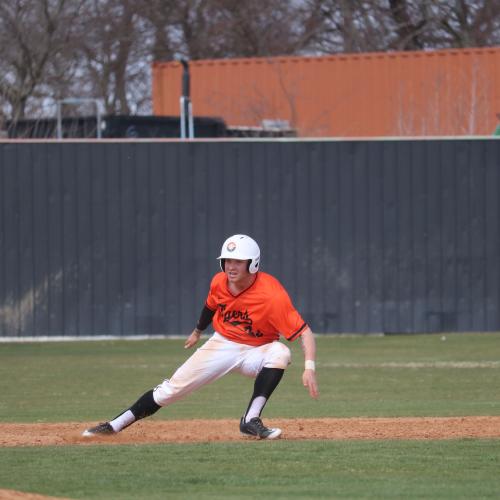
[248,256,260,274]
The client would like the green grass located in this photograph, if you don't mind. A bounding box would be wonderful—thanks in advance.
[1,333,499,422]
[1,333,500,499]
[0,440,499,499]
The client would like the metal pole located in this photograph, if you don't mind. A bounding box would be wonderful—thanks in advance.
[180,96,186,139]
[96,105,102,139]
[56,101,62,139]
[188,101,194,139]
[180,59,194,139]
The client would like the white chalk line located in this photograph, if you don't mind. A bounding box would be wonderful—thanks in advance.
[322,361,500,369]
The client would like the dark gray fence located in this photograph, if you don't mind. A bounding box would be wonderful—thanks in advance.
[0,138,499,337]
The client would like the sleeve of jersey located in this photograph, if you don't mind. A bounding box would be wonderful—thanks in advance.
[270,288,308,342]
[204,276,219,312]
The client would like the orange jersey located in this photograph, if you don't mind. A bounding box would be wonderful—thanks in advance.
[205,271,308,346]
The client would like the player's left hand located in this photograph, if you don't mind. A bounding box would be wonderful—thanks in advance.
[184,329,202,349]
[302,369,319,399]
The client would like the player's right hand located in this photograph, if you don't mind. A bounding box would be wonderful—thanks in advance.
[184,329,202,349]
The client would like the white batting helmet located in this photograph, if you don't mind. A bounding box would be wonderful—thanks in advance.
[217,234,260,274]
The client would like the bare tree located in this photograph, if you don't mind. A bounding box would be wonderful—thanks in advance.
[384,0,500,50]
[426,0,500,47]
[387,0,426,50]
[139,0,179,62]
[209,0,323,57]
[139,0,323,60]
[304,0,500,54]
[0,0,83,121]
[307,0,396,53]
[1,0,500,122]
[72,0,150,115]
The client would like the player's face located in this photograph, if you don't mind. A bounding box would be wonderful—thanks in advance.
[224,258,250,283]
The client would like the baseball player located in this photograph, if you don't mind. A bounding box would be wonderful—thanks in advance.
[83,234,319,440]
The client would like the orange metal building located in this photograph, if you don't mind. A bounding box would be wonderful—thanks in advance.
[152,47,500,137]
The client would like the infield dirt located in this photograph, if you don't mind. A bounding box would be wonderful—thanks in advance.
[0,490,70,500]
[1,416,500,447]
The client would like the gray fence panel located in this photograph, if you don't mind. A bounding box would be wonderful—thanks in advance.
[485,143,500,330]
[3,145,21,336]
[0,139,499,337]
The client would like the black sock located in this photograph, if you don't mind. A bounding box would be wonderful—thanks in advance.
[109,389,161,432]
[128,389,161,420]
[244,367,284,420]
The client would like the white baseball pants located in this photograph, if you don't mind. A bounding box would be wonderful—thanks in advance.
[153,332,291,407]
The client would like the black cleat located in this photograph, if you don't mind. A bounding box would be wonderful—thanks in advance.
[82,422,115,437]
[239,417,282,440]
